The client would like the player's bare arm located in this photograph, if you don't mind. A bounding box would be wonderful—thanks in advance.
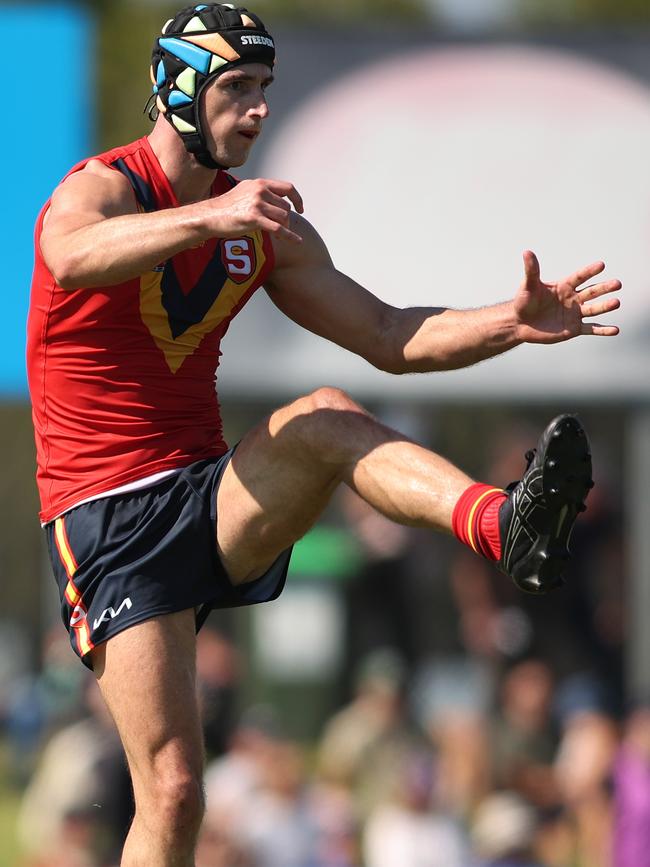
[267,213,621,373]
[40,160,303,290]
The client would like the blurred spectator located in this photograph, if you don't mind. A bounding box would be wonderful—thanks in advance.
[306,779,359,867]
[470,791,544,867]
[339,487,460,694]
[362,749,469,867]
[195,819,252,867]
[317,647,425,818]
[339,489,422,680]
[0,619,31,721]
[429,709,491,820]
[553,676,619,867]
[204,704,359,867]
[490,659,559,809]
[196,625,240,758]
[5,626,87,784]
[613,705,650,867]
[415,656,492,818]
[237,738,319,867]
[23,809,112,867]
[16,676,132,867]
[204,704,282,833]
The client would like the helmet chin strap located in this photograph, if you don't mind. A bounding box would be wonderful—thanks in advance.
[194,150,227,170]
[182,130,229,170]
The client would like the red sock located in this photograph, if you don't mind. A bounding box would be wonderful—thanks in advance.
[452,483,507,561]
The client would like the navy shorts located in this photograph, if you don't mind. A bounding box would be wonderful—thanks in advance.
[46,450,291,669]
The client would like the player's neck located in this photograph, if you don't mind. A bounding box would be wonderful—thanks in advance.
[148,120,217,205]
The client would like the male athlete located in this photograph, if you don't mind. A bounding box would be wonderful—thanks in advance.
[26,4,621,865]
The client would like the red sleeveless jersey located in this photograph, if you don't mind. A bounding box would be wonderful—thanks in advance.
[27,137,274,523]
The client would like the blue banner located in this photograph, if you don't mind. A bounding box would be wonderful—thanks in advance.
[2,4,93,395]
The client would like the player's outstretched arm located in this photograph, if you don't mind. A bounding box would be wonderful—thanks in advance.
[388,250,621,371]
[40,163,303,290]
[267,219,621,373]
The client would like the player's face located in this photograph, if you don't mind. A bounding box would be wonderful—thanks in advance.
[201,63,273,168]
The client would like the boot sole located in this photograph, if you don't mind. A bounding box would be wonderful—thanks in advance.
[524,415,592,590]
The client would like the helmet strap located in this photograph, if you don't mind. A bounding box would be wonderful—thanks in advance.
[182,131,225,170]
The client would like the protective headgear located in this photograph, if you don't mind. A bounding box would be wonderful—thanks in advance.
[149,3,275,168]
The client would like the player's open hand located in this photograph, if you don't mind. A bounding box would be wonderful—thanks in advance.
[514,250,621,344]
[208,178,304,243]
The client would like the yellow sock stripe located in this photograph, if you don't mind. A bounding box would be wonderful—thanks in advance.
[466,488,503,554]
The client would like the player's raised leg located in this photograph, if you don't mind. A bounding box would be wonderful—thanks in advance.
[216,388,592,595]
[91,609,204,867]
[216,386,475,584]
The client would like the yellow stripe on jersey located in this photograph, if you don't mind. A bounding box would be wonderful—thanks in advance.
[139,233,267,374]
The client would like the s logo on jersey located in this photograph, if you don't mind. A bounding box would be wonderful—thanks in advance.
[139,234,265,373]
[222,238,256,283]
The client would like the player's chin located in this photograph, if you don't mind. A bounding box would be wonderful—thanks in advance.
[234,135,258,162]
[226,155,248,168]
[213,150,246,169]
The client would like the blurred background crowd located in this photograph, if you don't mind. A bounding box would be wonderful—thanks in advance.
[1,0,649,864]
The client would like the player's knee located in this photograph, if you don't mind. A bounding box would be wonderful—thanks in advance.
[296,387,371,462]
[273,387,374,470]
[148,763,205,840]
[306,386,361,416]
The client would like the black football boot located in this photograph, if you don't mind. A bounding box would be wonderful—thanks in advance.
[498,414,593,594]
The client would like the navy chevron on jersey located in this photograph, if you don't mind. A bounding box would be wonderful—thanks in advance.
[27,136,274,524]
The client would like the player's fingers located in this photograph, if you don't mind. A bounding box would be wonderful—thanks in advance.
[522,250,541,285]
[262,202,292,225]
[566,260,605,290]
[265,193,292,213]
[577,279,622,302]
[258,216,303,243]
[285,186,304,214]
[580,296,621,319]
[580,322,620,336]
[265,180,304,213]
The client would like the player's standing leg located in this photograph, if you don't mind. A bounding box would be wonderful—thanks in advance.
[92,609,204,867]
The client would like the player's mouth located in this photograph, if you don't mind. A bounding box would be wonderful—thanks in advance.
[238,130,259,141]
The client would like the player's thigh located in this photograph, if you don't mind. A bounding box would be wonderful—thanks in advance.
[215,388,367,583]
[91,609,204,803]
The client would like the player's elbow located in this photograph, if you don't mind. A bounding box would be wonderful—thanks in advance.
[370,352,411,375]
[362,336,414,374]
[52,266,82,291]
[366,310,414,374]
[45,250,86,290]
